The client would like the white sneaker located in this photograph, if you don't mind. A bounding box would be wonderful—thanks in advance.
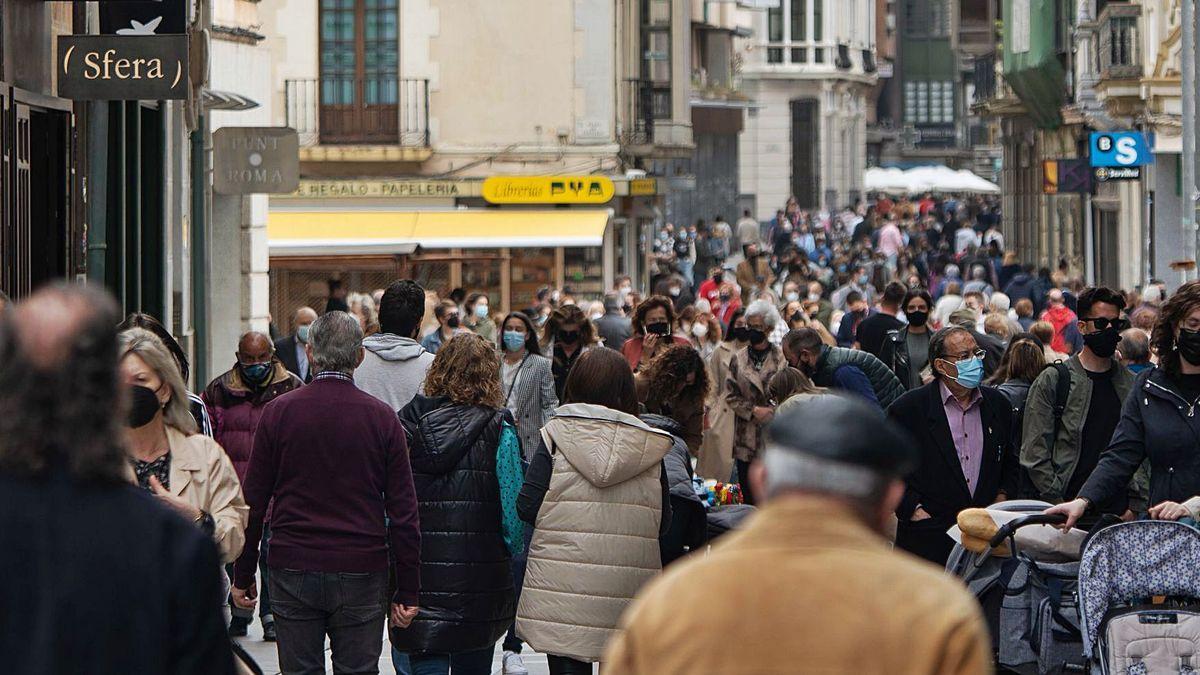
[502,651,529,675]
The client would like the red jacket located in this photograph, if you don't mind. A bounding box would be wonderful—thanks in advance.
[697,279,721,306]
[202,361,304,482]
[1040,305,1077,355]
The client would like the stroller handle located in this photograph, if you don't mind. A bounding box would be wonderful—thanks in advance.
[988,513,1069,549]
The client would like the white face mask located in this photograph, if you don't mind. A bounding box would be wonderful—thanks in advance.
[692,323,709,339]
[785,291,800,303]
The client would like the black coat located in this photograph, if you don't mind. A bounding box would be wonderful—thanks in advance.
[0,471,233,675]
[1079,367,1200,510]
[273,334,311,383]
[887,381,1019,565]
[393,395,515,654]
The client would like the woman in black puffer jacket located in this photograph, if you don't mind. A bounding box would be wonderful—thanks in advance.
[393,334,521,674]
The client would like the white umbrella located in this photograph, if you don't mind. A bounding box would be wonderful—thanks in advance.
[863,167,911,194]
[953,169,1001,195]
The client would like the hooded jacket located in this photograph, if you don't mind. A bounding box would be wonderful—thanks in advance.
[391,394,515,654]
[353,333,435,413]
[1040,305,1077,355]
[202,361,303,482]
[515,403,673,662]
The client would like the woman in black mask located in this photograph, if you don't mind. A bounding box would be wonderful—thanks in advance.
[697,308,748,481]
[543,304,599,400]
[621,295,691,372]
[724,300,786,505]
[1048,281,1200,527]
[118,328,248,566]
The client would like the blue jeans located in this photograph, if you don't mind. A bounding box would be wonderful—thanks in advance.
[405,646,494,675]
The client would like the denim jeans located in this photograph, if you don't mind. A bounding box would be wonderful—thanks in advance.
[230,524,273,626]
[501,525,535,653]
[268,568,387,675]
[406,646,495,675]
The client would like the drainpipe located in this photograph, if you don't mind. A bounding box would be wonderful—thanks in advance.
[191,113,208,386]
[1183,0,1197,283]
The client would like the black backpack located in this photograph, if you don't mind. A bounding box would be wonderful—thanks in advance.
[1044,361,1072,453]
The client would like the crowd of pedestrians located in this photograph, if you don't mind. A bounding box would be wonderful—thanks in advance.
[6,190,1200,674]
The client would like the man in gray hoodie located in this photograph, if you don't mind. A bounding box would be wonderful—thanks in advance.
[354,280,435,412]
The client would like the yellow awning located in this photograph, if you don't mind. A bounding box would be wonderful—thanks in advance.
[267,208,611,256]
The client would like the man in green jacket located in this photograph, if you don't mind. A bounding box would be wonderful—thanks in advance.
[1020,286,1146,517]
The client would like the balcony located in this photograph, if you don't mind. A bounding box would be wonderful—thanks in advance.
[621,78,670,146]
[285,78,430,161]
[971,52,1025,116]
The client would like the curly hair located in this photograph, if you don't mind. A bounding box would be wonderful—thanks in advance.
[423,333,503,407]
[632,295,677,335]
[543,304,598,347]
[0,284,129,483]
[640,344,710,411]
[1152,280,1200,378]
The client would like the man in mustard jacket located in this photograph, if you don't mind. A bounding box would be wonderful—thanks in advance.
[606,396,992,674]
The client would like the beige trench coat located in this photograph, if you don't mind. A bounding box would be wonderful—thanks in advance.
[697,341,737,480]
[164,426,249,564]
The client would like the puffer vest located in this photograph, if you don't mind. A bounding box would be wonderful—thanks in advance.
[391,396,515,654]
[814,345,906,408]
[516,403,673,663]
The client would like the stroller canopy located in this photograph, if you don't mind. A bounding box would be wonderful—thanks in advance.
[1078,520,1200,656]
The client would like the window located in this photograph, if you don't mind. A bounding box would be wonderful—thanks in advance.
[1098,9,1141,78]
[791,0,807,42]
[1108,16,1136,67]
[764,0,824,65]
[904,0,949,37]
[904,80,954,124]
[318,0,400,143]
[641,0,672,119]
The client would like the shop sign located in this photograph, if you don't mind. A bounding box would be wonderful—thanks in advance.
[482,176,615,204]
[288,180,468,199]
[629,178,658,196]
[213,127,300,195]
[57,35,189,101]
[1093,166,1141,182]
[1090,131,1153,168]
[100,0,187,35]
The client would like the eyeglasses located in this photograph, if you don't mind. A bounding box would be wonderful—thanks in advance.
[944,349,987,362]
[1081,317,1130,332]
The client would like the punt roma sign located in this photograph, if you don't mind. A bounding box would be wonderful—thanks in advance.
[58,35,189,101]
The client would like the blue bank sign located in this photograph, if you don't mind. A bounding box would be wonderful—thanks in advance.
[1090,132,1153,168]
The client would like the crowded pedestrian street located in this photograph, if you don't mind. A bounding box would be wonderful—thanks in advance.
[7,0,1200,674]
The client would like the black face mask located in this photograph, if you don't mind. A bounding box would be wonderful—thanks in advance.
[728,326,750,342]
[712,274,723,284]
[747,328,767,347]
[1179,328,1200,366]
[646,322,672,337]
[446,315,460,329]
[907,310,929,328]
[128,384,162,428]
[557,329,580,345]
[1083,327,1121,359]
[791,311,804,325]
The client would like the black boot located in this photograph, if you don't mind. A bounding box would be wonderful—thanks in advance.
[262,621,276,642]
[227,617,249,638]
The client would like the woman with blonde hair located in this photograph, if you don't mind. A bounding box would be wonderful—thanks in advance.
[690,312,723,360]
[394,333,523,674]
[769,367,829,417]
[118,328,247,564]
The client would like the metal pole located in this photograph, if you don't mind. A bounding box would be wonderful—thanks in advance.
[1183,0,1197,282]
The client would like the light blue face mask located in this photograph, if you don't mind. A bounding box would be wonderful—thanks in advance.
[502,330,526,352]
[947,356,984,390]
[297,324,311,344]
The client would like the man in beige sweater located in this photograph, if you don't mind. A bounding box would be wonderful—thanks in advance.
[606,396,992,674]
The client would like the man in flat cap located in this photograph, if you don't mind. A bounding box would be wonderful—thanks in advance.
[605,396,991,674]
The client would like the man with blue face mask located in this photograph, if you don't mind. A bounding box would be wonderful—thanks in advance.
[885,326,1019,565]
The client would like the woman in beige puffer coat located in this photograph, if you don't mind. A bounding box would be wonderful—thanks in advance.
[516,348,673,673]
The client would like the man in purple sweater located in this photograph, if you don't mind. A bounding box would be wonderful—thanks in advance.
[232,311,421,674]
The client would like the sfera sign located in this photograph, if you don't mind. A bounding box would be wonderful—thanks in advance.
[58,35,189,100]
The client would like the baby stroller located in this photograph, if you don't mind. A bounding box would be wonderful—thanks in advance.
[946,500,1085,674]
[1078,520,1200,674]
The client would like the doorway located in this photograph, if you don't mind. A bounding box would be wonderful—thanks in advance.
[790,99,820,210]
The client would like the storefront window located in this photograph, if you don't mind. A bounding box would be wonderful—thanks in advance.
[563,247,604,300]
[459,248,501,307]
[510,247,555,311]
